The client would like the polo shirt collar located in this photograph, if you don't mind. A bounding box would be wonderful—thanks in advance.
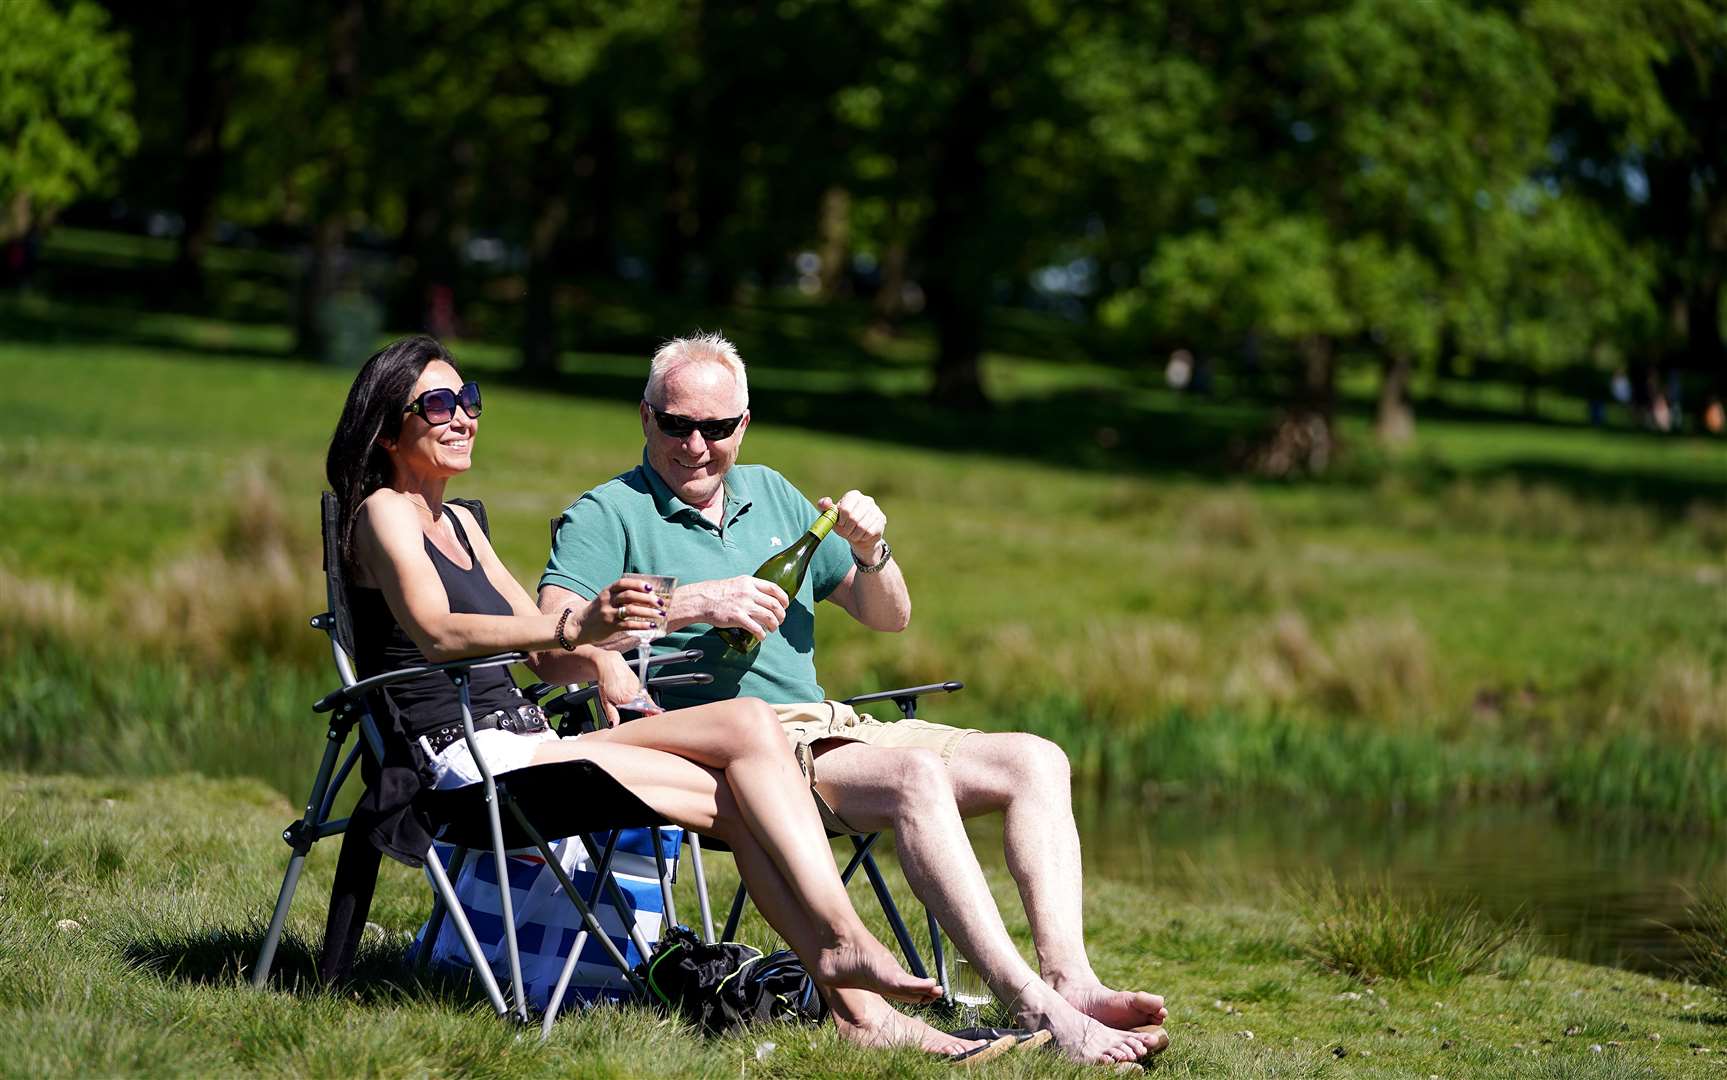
[640,449,752,532]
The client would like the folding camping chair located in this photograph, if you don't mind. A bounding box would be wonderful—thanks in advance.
[252,495,709,1029]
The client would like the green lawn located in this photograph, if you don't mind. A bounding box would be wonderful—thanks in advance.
[3,319,1725,823]
[3,773,1721,1078]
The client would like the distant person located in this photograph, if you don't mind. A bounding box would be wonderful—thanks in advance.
[538,332,1168,1064]
[322,336,948,1029]
[1706,397,1724,436]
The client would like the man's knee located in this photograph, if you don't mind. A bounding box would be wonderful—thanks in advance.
[882,747,954,807]
[968,732,1070,797]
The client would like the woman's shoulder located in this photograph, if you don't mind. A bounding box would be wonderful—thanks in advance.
[355,489,424,545]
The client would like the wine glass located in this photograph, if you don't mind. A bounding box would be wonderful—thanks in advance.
[612,574,677,716]
[950,955,992,1029]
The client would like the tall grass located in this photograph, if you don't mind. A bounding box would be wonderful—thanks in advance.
[1293,876,1524,986]
[1678,889,1727,1003]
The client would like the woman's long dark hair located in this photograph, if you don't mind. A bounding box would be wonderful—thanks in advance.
[325,335,458,569]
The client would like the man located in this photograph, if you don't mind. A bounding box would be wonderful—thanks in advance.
[538,332,1167,1063]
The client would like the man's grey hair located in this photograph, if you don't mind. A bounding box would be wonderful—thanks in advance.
[644,331,749,410]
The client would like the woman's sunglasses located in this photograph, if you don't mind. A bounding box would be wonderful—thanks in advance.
[406,382,482,425]
[648,403,744,440]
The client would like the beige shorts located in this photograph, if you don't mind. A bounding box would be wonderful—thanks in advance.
[772,700,979,834]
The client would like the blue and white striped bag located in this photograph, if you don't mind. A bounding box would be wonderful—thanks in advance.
[413,826,680,1011]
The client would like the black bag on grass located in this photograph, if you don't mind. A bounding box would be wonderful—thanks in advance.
[637,925,828,1034]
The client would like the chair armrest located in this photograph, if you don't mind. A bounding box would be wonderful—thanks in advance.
[312,652,529,713]
[521,649,706,701]
[841,680,965,720]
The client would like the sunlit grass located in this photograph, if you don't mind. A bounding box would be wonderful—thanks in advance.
[1293,876,1524,987]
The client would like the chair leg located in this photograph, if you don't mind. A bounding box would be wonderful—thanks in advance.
[927,910,949,1004]
[540,828,633,1039]
[507,803,650,1000]
[252,850,307,989]
[423,843,510,1017]
[860,848,929,979]
[415,845,469,970]
[650,827,678,930]
[572,832,657,963]
[722,882,748,942]
[254,720,351,989]
[687,834,715,943]
[455,677,529,1022]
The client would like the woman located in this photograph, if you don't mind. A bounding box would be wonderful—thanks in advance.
[326,335,943,1010]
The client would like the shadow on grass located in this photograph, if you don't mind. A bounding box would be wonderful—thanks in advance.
[120,923,494,1009]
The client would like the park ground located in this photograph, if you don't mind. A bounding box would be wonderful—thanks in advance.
[3,280,1727,1075]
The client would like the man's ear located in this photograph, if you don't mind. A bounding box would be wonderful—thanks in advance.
[639,400,655,437]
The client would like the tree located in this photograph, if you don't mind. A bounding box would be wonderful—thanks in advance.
[0,0,136,245]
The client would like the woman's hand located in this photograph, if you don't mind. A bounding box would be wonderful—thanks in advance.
[575,578,666,646]
[590,650,645,727]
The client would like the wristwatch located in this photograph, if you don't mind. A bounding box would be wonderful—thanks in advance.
[853,539,893,574]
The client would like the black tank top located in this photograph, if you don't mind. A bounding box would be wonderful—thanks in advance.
[351,506,523,735]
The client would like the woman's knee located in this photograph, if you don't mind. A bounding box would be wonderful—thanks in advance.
[719,696,786,754]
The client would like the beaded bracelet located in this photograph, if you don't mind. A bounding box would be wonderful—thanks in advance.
[554,606,576,651]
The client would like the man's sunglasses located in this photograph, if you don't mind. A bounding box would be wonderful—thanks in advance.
[648,403,744,440]
[406,382,482,424]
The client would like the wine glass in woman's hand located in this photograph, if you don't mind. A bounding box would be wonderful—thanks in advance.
[609,575,677,716]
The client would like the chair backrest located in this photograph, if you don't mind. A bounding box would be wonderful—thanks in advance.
[319,490,492,667]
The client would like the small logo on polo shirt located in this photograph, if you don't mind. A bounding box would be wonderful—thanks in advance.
[770,536,783,547]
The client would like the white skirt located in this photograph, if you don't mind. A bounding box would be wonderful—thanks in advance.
[426,727,561,790]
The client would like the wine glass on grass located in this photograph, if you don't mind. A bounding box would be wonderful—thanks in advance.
[951,955,992,1029]
[613,574,677,716]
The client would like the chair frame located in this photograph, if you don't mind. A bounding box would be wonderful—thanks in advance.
[252,495,707,1029]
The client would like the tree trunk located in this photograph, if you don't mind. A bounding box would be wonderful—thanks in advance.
[817,186,851,299]
[171,6,244,300]
[1250,335,1338,476]
[292,0,363,358]
[917,15,993,409]
[520,96,570,381]
[1375,352,1416,446]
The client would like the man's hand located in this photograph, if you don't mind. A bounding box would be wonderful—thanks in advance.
[819,490,886,563]
[676,576,789,641]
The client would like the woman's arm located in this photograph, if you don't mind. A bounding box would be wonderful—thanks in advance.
[355,494,657,663]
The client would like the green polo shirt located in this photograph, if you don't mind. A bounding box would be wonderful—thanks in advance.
[540,452,854,709]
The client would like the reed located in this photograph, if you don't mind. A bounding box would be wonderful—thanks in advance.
[1678,889,1727,1003]
[1292,875,1524,986]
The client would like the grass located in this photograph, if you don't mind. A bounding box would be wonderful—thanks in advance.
[1679,891,1727,1006]
[4,772,1724,1078]
[4,302,1727,824]
[1293,877,1523,987]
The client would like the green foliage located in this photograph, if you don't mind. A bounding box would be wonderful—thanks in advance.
[1294,876,1523,986]
[0,0,137,242]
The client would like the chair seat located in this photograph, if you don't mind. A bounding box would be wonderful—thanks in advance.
[422,759,668,850]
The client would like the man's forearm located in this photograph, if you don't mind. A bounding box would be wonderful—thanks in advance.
[846,555,911,631]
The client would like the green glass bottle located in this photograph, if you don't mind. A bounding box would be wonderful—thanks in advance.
[717,506,839,654]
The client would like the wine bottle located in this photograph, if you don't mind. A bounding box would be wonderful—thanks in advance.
[717,506,839,654]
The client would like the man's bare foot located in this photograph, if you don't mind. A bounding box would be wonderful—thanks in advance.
[1015,985,1159,1065]
[814,940,943,1004]
[832,1001,990,1057]
[1054,978,1169,1031]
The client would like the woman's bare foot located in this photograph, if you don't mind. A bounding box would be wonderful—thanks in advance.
[830,996,989,1057]
[813,939,943,1004]
[1053,976,1169,1030]
[1015,985,1159,1065]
